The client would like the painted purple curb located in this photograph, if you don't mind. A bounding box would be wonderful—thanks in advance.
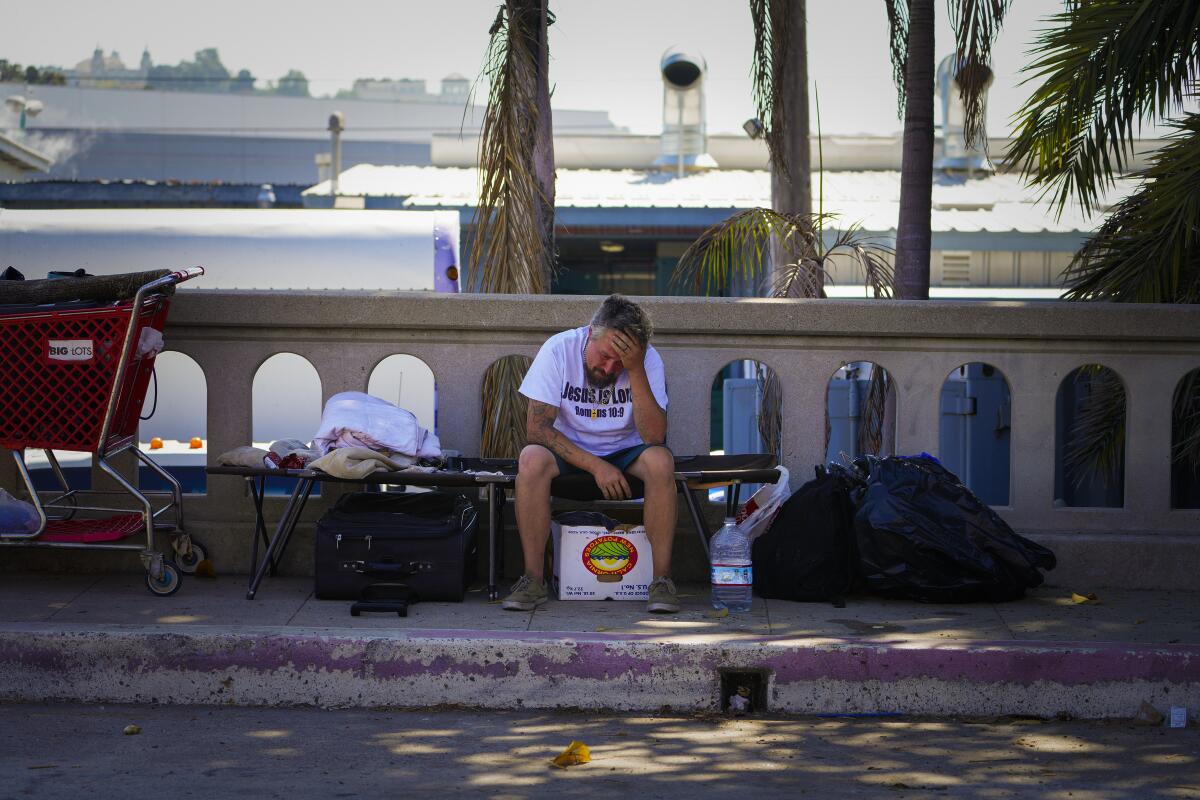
[0,627,1196,688]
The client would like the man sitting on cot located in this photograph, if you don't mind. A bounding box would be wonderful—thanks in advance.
[502,294,679,614]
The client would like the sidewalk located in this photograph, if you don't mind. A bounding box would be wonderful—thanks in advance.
[1,572,1197,719]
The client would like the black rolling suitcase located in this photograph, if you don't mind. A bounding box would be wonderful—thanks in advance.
[314,491,478,614]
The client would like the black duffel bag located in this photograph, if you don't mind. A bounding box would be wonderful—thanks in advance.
[314,491,478,602]
[851,455,1056,603]
[752,465,862,607]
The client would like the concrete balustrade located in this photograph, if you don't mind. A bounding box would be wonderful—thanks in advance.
[3,291,1199,588]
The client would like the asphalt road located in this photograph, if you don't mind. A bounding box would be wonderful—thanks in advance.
[2,703,1198,799]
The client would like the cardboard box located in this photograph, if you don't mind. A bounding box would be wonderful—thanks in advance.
[551,511,653,600]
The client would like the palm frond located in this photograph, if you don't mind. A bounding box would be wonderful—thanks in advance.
[480,355,533,458]
[756,363,783,461]
[470,0,555,294]
[1063,365,1127,489]
[1006,0,1200,216]
[859,367,892,456]
[674,209,894,299]
[672,208,797,295]
[947,0,1011,147]
[1173,368,1200,473]
[1063,113,1200,303]
[750,0,793,178]
[884,0,911,120]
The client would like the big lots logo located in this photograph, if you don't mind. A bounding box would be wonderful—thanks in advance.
[47,339,94,362]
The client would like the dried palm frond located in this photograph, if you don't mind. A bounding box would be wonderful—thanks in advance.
[472,1,554,458]
[756,363,783,461]
[1063,365,1127,489]
[480,355,533,458]
[947,0,1010,147]
[885,0,1010,148]
[884,0,911,121]
[859,366,892,456]
[470,0,555,294]
[1173,369,1200,474]
[1007,0,1200,216]
[750,0,793,178]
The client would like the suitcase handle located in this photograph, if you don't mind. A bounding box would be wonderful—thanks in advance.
[355,560,433,577]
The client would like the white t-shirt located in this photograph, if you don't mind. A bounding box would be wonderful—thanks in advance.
[519,326,668,455]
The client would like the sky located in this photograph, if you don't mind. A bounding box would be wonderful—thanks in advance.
[4,0,1068,137]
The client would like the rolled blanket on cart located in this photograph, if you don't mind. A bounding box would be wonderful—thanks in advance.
[0,269,174,305]
[309,446,433,479]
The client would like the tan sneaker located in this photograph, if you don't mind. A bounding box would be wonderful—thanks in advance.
[647,576,680,614]
[501,574,548,611]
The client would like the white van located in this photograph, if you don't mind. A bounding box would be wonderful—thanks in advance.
[0,208,460,292]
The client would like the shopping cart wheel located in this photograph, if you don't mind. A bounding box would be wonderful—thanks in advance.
[146,560,182,597]
[175,538,207,575]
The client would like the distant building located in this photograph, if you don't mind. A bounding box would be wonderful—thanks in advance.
[351,73,475,104]
[66,47,151,88]
[0,81,619,183]
[351,77,429,102]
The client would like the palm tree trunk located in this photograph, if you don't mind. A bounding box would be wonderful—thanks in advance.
[894,0,935,300]
[530,0,556,271]
[769,0,810,220]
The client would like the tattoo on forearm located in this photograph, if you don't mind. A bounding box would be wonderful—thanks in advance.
[529,401,573,459]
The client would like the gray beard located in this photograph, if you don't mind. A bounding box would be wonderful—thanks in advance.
[587,370,616,390]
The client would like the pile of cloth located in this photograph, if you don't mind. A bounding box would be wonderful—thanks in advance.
[217,392,443,479]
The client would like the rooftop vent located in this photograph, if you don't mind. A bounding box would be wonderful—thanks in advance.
[935,54,994,175]
[653,48,717,176]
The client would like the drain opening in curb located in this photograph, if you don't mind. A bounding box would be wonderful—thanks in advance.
[719,669,769,713]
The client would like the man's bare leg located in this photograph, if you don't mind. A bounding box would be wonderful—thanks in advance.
[625,445,677,579]
[514,444,560,581]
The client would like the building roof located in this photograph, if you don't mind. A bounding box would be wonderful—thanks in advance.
[303,164,1125,234]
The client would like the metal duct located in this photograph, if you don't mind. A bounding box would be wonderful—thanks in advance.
[934,55,994,174]
[653,49,717,175]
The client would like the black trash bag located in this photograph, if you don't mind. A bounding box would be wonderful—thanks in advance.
[752,464,864,606]
[851,454,1055,603]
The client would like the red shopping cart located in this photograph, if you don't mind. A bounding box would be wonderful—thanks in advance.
[0,267,205,595]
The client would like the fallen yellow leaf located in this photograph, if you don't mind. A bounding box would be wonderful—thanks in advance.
[551,740,591,768]
[1070,592,1100,604]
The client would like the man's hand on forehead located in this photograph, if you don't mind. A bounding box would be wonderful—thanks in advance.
[608,327,646,369]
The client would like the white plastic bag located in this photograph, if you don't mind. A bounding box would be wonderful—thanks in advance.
[735,465,790,543]
[0,488,40,533]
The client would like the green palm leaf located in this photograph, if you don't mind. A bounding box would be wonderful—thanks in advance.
[1063,114,1200,304]
[1006,0,1200,216]
[1063,366,1127,490]
[1174,369,1200,473]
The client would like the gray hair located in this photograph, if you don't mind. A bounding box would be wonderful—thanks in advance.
[590,294,652,346]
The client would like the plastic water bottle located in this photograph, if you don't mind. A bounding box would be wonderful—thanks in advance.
[710,516,753,612]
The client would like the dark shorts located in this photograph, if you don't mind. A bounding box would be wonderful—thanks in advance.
[553,443,657,477]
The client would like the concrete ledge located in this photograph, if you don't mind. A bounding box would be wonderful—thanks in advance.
[1,624,1195,719]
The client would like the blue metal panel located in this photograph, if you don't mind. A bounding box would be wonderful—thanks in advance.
[723,376,765,499]
[939,363,1011,506]
[826,377,870,465]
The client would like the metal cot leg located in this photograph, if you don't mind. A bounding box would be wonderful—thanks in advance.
[246,476,313,600]
[487,482,500,601]
[679,481,712,560]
